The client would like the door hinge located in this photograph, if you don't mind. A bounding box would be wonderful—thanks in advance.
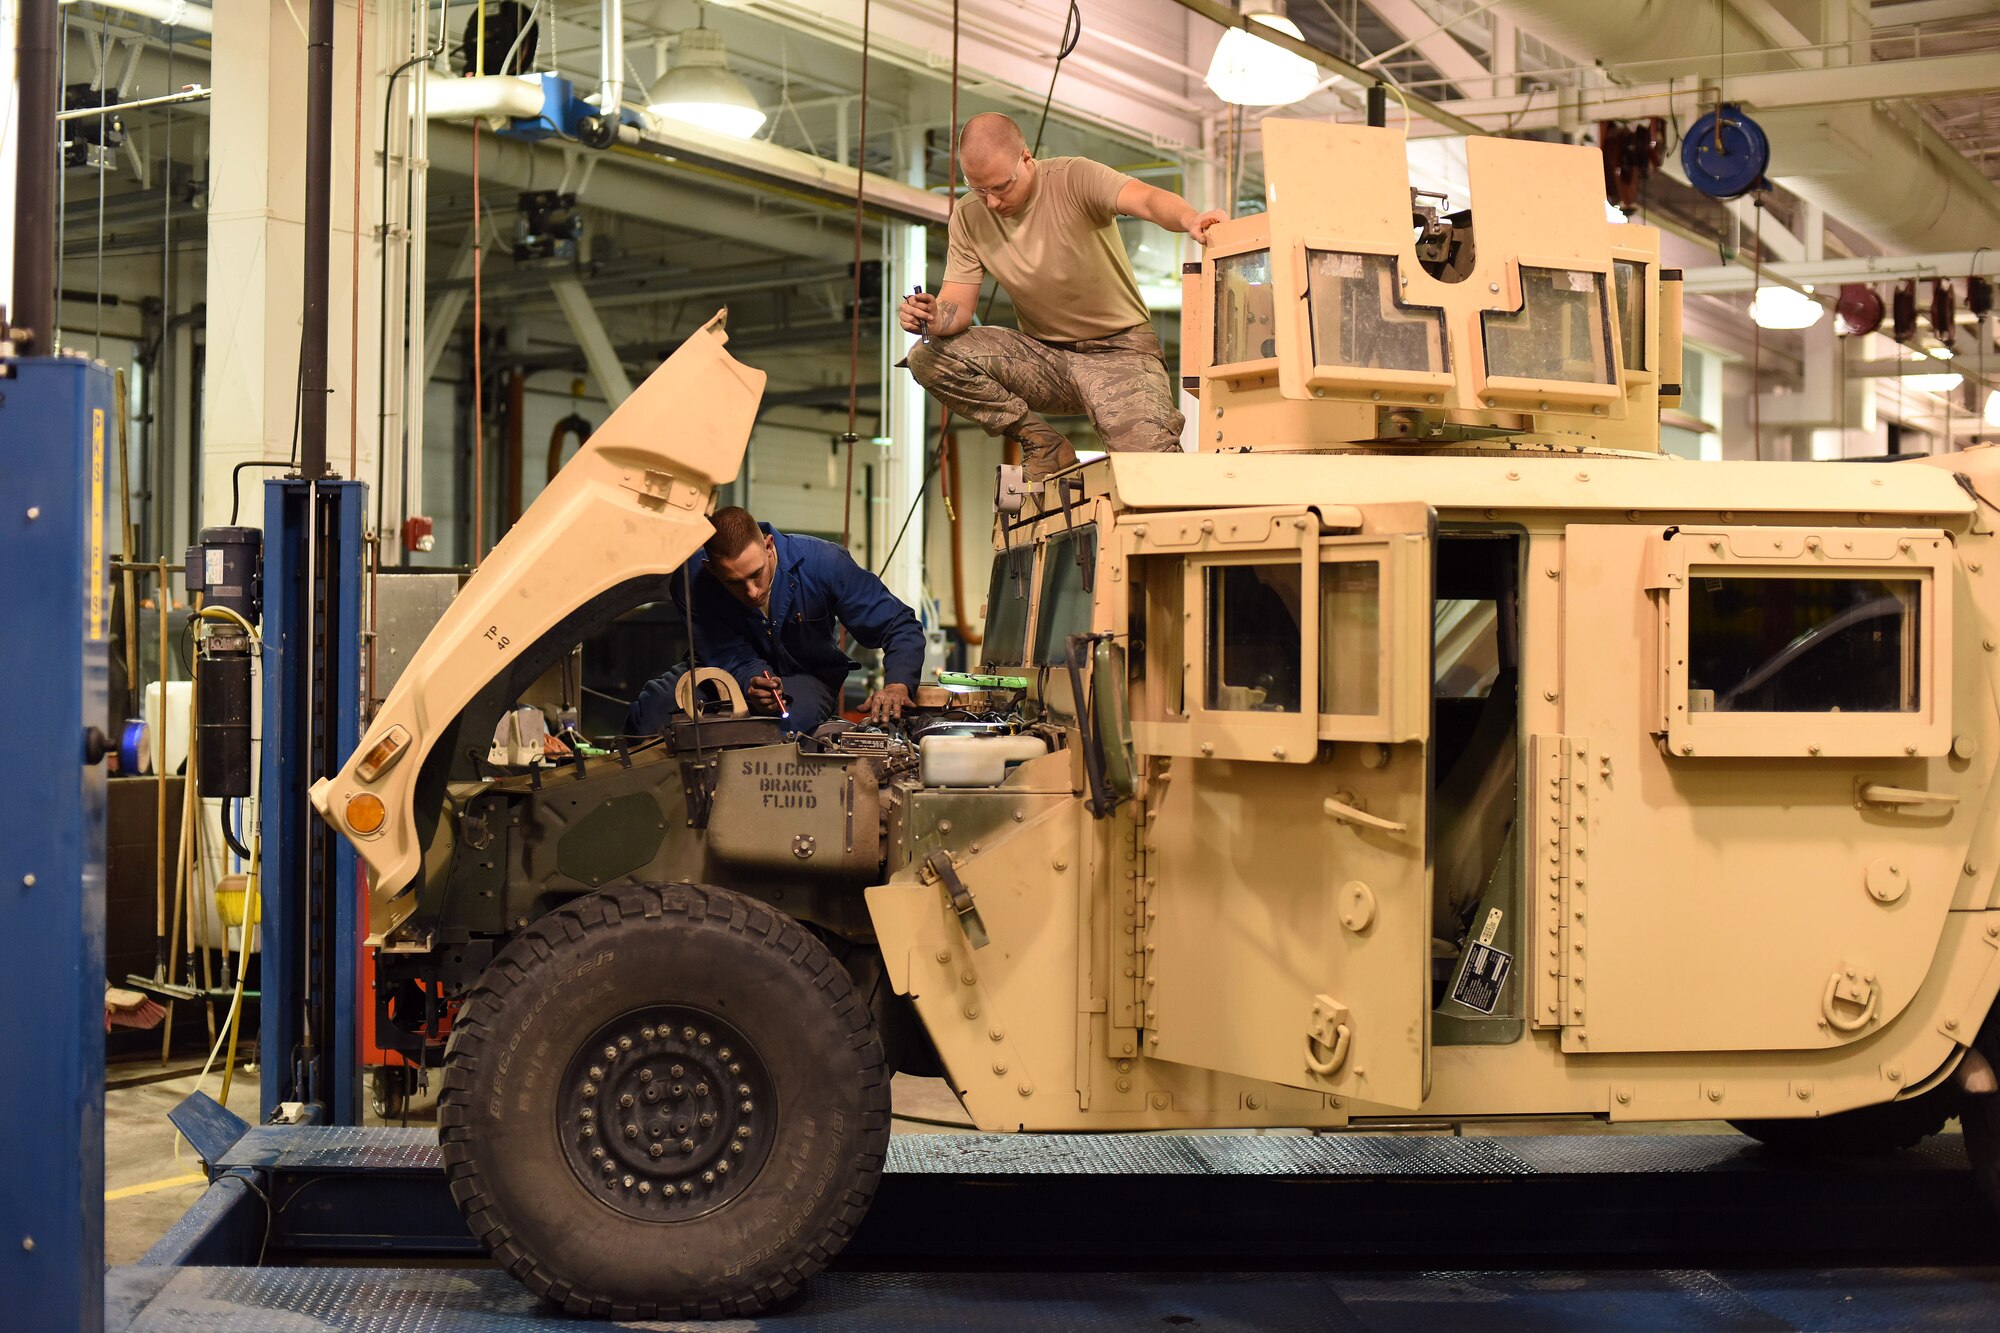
[1530,735,1591,1039]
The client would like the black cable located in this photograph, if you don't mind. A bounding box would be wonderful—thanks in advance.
[974,0,1080,329]
[229,461,293,527]
[221,796,254,861]
[884,2,1080,580]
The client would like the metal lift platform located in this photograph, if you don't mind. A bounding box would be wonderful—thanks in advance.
[109,1119,2000,1330]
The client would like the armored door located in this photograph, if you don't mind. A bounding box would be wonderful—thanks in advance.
[1126,502,1435,1108]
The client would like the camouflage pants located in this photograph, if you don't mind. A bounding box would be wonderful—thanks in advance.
[905,323,1186,453]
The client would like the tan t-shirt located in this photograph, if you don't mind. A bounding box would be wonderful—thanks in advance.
[942,156,1150,344]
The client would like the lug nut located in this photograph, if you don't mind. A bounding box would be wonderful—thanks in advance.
[683,1027,696,1041]
[741,1101,754,1113]
[703,1171,716,1184]
[730,1142,743,1155]
[738,1084,750,1096]
[602,1161,615,1175]
[718,1048,731,1060]
[699,1033,712,1047]
[619,1094,633,1108]
[619,1036,633,1051]
[639,1069,654,1084]
[695,1082,710,1097]
[625,1125,638,1139]
[650,1144,665,1159]
[642,1026,656,1040]
[582,1083,597,1097]
[699,1113,716,1128]
[589,1065,604,1080]
[592,1147,605,1160]
[736,1126,751,1138]
[681,1138,695,1153]
[639,1181,652,1194]
[671,1065,684,1079]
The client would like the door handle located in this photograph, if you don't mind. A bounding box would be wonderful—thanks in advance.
[1856,782,1960,811]
[1324,794,1407,835]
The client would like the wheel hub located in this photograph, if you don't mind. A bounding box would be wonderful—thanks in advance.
[559,1006,775,1221]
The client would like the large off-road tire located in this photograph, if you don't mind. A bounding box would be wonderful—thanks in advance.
[438,882,891,1319]
[1733,1090,1954,1156]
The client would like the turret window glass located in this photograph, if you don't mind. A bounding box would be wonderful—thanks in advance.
[1205,563,1303,712]
[1214,250,1276,365]
[1305,251,1448,373]
[1482,267,1616,384]
[979,545,1036,669]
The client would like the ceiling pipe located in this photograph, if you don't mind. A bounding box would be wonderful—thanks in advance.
[1485,0,2000,253]
[423,71,546,121]
[597,0,624,119]
[9,0,59,349]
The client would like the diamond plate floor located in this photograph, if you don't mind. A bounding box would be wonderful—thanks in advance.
[105,1264,2000,1332]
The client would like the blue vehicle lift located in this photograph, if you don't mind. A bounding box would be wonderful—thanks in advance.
[0,353,116,1332]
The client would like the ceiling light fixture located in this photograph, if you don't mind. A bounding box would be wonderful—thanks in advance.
[1987,391,2000,428]
[1748,284,1822,331]
[1205,1,1320,107]
[648,27,766,139]
[1902,372,1963,394]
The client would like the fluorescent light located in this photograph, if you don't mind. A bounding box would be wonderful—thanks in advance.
[1902,372,1963,393]
[1927,344,1956,360]
[1205,9,1319,107]
[647,28,766,139]
[1749,285,1823,331]
[1987,391,2000,428]
[1138,280,1184,312]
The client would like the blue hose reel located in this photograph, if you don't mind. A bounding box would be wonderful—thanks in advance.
[1681,103,1771,200]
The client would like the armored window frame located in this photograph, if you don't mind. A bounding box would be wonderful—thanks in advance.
[1207,237,1282,383]
[1318,532,1430,743]
[1120,506,1325,765]
[1649,525,1952,758]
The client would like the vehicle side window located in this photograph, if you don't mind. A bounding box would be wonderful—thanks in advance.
[1320,559,1382,716]
[1690,576,1919,714]
[980,545,1036,669]
[1034,526,1097,666]
[1612,259,1645,372]
[1205,563,1302,712]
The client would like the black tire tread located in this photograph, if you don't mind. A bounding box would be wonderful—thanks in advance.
[437,881,892,1319]
[1732,1089,1954,1156]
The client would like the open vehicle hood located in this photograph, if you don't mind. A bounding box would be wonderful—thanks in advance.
[309,313,765,942]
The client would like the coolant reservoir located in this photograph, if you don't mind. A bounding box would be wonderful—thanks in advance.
[918,733,1048,788]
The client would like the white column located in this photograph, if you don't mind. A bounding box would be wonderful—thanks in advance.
[201,0,385,529]
[879,137,928,616]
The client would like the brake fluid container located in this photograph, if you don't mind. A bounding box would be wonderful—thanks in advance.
[918,734,1049,788]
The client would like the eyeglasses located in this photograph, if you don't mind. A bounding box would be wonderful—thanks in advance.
[968,163,1024,199]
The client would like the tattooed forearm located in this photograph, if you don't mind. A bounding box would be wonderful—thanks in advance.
[937,300,963,333]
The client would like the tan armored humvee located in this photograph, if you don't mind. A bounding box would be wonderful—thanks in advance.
[314,120,2000,1319]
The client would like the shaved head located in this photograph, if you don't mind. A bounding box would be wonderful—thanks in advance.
[959,113,1026,172]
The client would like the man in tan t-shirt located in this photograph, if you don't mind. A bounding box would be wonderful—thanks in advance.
[900,113,1226,479]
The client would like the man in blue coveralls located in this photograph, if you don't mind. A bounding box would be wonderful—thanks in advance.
[626,506,926,735]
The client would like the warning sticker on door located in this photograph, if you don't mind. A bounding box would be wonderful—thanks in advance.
[1451,943,1512,1015]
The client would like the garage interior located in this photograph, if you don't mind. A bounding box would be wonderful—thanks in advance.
[6,0,2000,1328]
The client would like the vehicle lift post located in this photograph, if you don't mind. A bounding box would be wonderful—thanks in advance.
[0,357,117,1328]
[256,481,367,1125]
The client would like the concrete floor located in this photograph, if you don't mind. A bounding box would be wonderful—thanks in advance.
[104,1058,1749,1267]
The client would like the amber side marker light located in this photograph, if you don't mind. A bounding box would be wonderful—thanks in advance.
[355,725,411,782]
[346,792,387,836]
